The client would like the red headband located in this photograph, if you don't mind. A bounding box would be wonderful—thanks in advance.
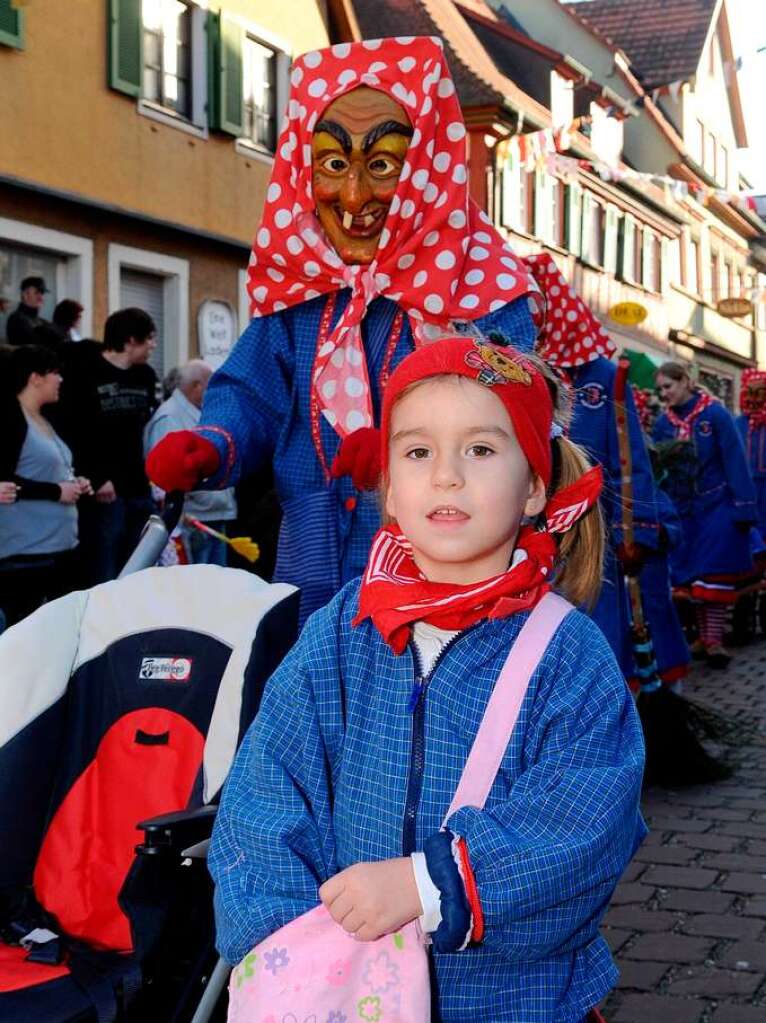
[381,337,554,485]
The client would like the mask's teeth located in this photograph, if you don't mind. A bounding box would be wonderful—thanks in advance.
[342,211,353,230]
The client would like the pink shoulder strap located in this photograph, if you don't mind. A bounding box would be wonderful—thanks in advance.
[442,592,573,825]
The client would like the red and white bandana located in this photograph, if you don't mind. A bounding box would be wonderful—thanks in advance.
[245,36,537,438]
[740,369,766,429]
[524,254,616,368]
[665,391,716,440]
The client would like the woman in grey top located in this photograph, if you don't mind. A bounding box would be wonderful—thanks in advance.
[0,346,92,626]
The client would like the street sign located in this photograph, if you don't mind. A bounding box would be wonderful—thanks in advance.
[716,297,753,318]
[198,300,236,370]
[609,301,648,326]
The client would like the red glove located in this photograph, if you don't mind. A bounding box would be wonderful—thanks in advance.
[330,427,382,491]
[146,431,220,492]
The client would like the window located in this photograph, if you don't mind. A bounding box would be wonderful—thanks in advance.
[551,179,565,248]
[704,130,716,177]
[693,119,705,164]
[642,230,660,292]
[719,144,729,188]
[242,36,278,152]
[581,194,604,266]
[632,224,643,286]
[0,0,24,49]
[687,237,700,294]
[620,215,636,282]
[711,249,721,303]
[142,0,192,118]
[699,367,734,412]
[522,171,535,235]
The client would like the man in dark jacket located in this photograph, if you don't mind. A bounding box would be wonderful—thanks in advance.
[5,276,56,347]
[55,307,159,583]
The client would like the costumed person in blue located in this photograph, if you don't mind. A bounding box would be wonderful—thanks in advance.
[639,484,691,690]
[146,37,540,624]
[523,256,659,677]
[654,361,757,668]
[735,368,766,541]
[209,337,645,1022]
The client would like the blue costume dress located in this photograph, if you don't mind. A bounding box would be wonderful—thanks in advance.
[639,490,690,683]
[209,579,646,1022]
[566,357,659,676]
[653,396,756,600]
[197,293,535,622]
[735,415,766,543]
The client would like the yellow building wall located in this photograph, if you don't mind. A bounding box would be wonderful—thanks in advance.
[1,0,330,245]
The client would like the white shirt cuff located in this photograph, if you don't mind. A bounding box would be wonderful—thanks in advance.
[410,851,443,934]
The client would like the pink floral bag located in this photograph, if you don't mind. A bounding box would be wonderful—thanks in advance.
[227,594,572,1023]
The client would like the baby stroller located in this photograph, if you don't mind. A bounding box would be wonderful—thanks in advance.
[0,498,300,1022]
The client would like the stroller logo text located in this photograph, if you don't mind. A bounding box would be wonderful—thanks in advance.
[139,657,193,682]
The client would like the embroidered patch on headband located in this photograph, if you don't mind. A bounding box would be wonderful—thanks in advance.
[464,341,533,388]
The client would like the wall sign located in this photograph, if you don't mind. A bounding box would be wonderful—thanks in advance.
[717,297,753,318]
[198,300,236,369]
[608,302,648,327]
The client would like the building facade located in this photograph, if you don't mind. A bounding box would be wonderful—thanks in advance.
[0,0,347,374]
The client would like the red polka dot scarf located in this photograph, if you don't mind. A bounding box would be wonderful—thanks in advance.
[245,36,537,438]
[524,254,616,368]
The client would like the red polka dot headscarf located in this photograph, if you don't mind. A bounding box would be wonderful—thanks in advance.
[524,254,616,369]
[246,36,537,438]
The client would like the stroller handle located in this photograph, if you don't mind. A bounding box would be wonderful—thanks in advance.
[118,491,186,579]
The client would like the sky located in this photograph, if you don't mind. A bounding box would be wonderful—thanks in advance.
[727,0,766,191]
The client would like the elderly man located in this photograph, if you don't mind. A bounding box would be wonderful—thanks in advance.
[145,360,237,565]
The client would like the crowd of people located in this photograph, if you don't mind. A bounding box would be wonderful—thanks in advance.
[0,285,239,629]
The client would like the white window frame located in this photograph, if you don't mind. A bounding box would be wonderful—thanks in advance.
[137,1,209,139]
[107,243,189,368]
[234,18,291,162]
[0,217,94,336]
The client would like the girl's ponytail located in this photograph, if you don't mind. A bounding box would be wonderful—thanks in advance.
[549,434,605,608]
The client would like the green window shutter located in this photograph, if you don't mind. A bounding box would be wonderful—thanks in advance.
[208,10,243,135]
[0,0,24,49]
[580,193,593,264]
[107,0,142,97]
[565,182,582,257]
[621,215,635,282]
[603,205,620,275]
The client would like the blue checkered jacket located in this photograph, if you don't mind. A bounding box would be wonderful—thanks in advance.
[197,292,535,622]
[209,580,646,1022]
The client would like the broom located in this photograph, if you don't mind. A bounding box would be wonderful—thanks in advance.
[184,516,261,564]
[614,358,732,786]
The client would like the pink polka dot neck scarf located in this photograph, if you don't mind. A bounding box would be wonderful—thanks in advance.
[524,254,616,369]
[245,36,536,439]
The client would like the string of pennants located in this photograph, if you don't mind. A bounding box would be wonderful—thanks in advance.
[500,125,765,215]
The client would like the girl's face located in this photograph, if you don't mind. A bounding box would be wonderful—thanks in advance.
[33,370,62,405]
[657,373,692,407]
[385,376,547,585]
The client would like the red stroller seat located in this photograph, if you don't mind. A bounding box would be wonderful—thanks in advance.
[0,565,298,1022]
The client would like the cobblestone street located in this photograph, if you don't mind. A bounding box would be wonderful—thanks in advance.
[602,640,766,1022]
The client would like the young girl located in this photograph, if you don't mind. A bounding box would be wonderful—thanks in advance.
[209,337,646,1022]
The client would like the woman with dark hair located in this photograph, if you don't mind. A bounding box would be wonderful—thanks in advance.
[654,361,757,667]
[52,299,84,342]
[0,345,93,625]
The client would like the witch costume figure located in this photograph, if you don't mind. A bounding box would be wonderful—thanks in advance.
[147,37,539,623]
[523,255,659,677]
[654,362,757,668]
[736,369,766,543]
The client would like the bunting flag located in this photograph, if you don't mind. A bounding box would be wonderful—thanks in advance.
[503,130,765,216]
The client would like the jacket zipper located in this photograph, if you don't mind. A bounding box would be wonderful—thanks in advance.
[401,626,477,857]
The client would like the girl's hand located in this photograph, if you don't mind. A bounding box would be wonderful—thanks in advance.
[58,480,81,504]
[0,482,19,503]
[319,857,422,941]
[76,476,94,497]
